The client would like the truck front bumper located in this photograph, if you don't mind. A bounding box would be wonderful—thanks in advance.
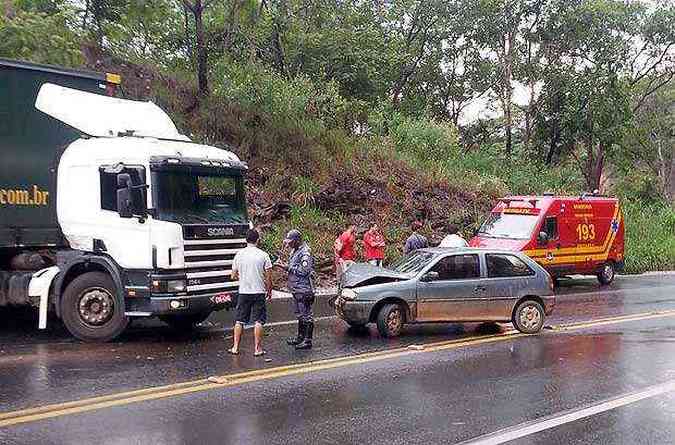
[125,292,234,316]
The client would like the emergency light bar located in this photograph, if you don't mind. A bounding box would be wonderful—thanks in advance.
[502,207,541,215]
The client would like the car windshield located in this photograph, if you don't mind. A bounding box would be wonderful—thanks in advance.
[389,251,435,275]
[478,212,540,240]
[153,170,247,225]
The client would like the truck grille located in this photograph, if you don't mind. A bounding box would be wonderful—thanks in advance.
[183,237,246,295]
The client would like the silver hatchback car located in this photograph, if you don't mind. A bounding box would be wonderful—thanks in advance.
[334,248,555,337]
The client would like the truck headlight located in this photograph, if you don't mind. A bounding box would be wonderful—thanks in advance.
[151,279,186,293]
[341,288,358,300]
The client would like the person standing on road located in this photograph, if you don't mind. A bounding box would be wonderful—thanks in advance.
[404,221,428,254]
[363,223,386,267]
[439,223,469,248]
[229,229,273,357]
[275,229,316,350]
[334,224,357,283]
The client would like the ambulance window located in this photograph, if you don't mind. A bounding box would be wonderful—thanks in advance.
[486,254,535,278]
[544,217,558,239]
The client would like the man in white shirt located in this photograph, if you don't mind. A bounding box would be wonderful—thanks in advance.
[229,229,273,356]
[439,223,469,248]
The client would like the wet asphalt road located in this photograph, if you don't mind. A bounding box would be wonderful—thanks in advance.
[1,274,675,444]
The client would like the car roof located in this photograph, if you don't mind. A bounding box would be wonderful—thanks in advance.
[419,247,525,256]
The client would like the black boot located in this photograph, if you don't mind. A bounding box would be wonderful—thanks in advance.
[287,321,304,346]
[295,321,313,350]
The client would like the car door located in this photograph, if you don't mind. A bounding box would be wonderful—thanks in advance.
[416,253,486,322]
[483,253,537,321]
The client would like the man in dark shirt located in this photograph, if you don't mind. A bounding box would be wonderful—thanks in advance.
[404,220,428,254]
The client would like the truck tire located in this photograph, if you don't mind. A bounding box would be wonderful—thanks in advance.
[512,299,545,334]
[61,272,129,342]
[597,262,615,285]
[160,312,211,331]
[376,303,405,338]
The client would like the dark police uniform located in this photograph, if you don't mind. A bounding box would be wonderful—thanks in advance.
[287,242,315,348]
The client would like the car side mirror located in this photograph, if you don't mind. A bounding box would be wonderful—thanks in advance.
[421,271,439,282]
[537,231,549,245]
[116,173,133,218]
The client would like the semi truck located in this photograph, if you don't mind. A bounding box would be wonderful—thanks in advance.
[0,58,250,341]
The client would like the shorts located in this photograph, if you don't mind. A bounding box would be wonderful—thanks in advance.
[235,293,267,325]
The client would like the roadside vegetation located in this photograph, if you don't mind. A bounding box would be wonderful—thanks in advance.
[2,0,673,275]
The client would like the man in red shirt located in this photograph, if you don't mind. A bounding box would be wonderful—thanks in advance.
[363,223,385,267]
[334,224,357,283]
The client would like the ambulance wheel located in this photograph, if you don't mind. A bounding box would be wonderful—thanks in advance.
[597,262,615,285]
[61,272,129,342]
[160,312,211,330]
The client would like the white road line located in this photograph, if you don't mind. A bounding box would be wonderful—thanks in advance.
[460,380,675,445]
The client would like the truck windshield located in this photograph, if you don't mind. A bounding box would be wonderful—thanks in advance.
[478,213,539,240]
[153,171,247,225]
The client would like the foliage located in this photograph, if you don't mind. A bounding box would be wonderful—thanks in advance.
[389,114,460,163]
[622,200,675,274]
[0,7,82,66]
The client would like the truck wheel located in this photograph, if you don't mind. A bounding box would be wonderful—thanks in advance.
[376,303,405,338]
[61,272,128,342]
[597,262,615,285]
[160,312,211,331]
[512,299,545,334]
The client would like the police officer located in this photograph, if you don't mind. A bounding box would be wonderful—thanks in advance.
[276,229,315,350]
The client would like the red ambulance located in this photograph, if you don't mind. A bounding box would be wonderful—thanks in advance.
[469,194,625,284]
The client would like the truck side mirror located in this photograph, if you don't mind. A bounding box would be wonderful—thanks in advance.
[116,173,133,218]
[537,231,549,245]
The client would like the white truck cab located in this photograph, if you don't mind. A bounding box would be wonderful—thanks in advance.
[1,61,249,341]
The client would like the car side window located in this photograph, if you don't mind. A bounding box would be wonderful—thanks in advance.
[544,217,558,240]
[430,254,480,280]
[486,254,535,278]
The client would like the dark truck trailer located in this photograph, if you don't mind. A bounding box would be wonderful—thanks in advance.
[0,59,249,341]
[0,58,120,249]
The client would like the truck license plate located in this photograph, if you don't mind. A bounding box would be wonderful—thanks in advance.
[211,293,232,305]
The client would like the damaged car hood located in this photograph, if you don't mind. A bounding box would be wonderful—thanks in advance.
[343,263,411,288]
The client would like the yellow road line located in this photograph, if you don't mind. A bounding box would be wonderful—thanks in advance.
[2,309,675,428]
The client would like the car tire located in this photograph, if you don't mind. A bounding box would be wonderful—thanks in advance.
[512,299,545,334]
[160,312,211,331]
[61,272,129,342]
[597,262,615,285]
[376,303,405,338]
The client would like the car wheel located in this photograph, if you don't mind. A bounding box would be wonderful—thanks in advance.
[160,312,211,331]
[512,300,545,334]
[376,303,405,338]
[597,262,615,285]
[61,272,129,342]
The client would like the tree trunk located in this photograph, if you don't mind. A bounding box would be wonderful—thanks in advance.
[502,31,515,157]
[3,0,14,19]
[193,1,209,97]
[183,4,192,60]
[668,148,675,207]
